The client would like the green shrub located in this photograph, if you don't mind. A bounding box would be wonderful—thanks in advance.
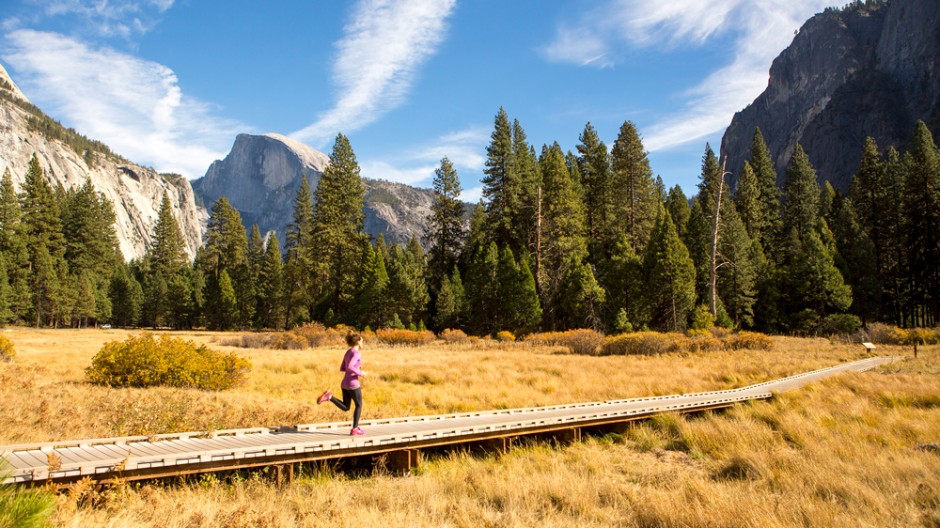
[86,334,251,390]
[0,468,55,528]
[0,335,14,362]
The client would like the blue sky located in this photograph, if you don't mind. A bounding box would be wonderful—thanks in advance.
[0,0,833,201]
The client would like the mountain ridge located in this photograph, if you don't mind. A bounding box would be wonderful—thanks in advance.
[720,0,940,190]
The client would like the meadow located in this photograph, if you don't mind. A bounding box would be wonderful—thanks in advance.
[0,328,937,527]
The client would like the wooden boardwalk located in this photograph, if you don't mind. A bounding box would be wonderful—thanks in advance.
[1,356,895,485]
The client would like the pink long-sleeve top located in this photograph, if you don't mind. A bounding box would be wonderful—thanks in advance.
[339,347,363,389]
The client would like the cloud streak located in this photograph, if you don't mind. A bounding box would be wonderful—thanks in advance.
[543,0,832,151]
[292,0,456,146]
[3,29,244,178]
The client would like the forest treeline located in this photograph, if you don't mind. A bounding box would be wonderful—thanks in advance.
[0,110,937,334]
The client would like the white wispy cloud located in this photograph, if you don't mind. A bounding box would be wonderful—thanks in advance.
[360,125,488,193]
[543,0,832,151]
[292,0,456,146]
[31,0,174,38]
[3,29,244,178]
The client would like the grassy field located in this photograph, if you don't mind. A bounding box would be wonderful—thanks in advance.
[1,328,938,527]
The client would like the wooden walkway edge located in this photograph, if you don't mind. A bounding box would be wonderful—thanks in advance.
[1,356,897,485]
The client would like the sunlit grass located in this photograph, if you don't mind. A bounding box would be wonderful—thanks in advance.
[1,328,936,527]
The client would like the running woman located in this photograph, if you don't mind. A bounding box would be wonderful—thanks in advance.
[317,332,366,435]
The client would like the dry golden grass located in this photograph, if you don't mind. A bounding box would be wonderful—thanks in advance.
[0,328,937,527]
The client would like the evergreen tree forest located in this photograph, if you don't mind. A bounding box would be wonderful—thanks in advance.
[1,120,937,334]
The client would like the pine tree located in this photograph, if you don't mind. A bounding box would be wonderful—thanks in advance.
[509,119,540,254]
[149,192,187,277]
[426,157,465,291]
[203,196,252,327]
[310,133,367,322]
[247,224,265,326]
[750,127,782,256]
[434,266,465,330]
[902,120,940,326]
[610,121,658,253]
[602,234,643,331]
[464,241,499,335]
[257,236,285,329]
[787,227,853,332]
[20,154,67,326]
[558,256,605,330]
[715,203,759,328]
[829,196,878,322]
[642,208,696,331]
[481,107,515,248]
[352,240,388,329]
[734,161,762,241]
[665,185,690,240]
[781,144,820,246]
[537,143,587,327]
[0,168,29,322]
[497,247,541,332]
[283,176,315,325]
[577,122,613,258]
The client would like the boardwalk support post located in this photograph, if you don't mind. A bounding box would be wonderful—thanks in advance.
[386,449,420,475]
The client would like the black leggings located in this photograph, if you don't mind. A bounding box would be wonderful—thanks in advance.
[330,387,362,428]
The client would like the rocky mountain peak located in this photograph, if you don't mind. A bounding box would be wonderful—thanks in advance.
[0,63,30,105]
[0,62,207,260]
[192,133,437,248]
[720,0,940,191]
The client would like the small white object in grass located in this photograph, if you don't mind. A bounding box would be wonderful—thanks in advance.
[862,342,876,351]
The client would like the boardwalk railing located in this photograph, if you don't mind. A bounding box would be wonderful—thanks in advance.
[1,356,896,485]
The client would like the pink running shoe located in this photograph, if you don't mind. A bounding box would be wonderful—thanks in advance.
[317,390,332,405]
[350,427,365,436]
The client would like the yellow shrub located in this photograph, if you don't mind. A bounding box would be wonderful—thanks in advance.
[439,328,470,344]
[374,328,436,346]
[290,322,344,348]
[496,331,516,342]
[726,331,774,351]
[0,335,14,362]
[600,332,685,356]
[525,330,605,355]
[86,334,251,390]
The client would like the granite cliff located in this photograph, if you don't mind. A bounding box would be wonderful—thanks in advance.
[0,64,206,260]
[720,0,940,191]
[192,134,437,248]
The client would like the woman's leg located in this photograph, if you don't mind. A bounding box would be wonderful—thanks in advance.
[350,387,363,428]
[330,389,354,412]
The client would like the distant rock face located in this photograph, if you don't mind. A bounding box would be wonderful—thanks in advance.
[192,133,436,247]
[720,0,940,191]
[0,64,207,260]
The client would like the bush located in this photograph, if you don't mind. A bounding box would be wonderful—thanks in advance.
[0,470,55,528]
[439,328,470,344]
[600,330,774,355]
[86,334,251,390]
[689,304,716,331]
[524,329,605,355]
[374,328,436,346]
[600,332,685,356]
[726,331,774,351]
[495,331,516,342]
[291,322,345,348]
[860,322,907,344]
[0,335,14,362]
